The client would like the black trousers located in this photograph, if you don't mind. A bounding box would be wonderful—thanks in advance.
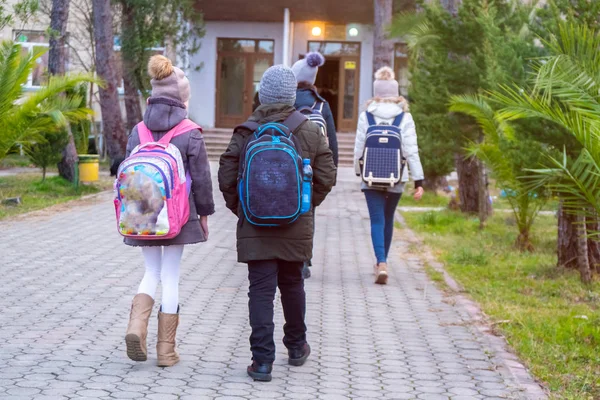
[247,259,307,364]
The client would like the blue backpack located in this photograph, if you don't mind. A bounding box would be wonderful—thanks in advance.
[237,112,308,226]
[360,112,405,188]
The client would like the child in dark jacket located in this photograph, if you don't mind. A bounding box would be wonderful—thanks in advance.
[292,52,339,166]
[292,52,338,278]
[218,65,336,382]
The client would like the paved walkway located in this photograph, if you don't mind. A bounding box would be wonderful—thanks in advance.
[0,165,543,399]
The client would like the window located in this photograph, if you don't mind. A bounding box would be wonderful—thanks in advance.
[113,36,166,93]
[307,41,361,56]
[394,43,410,96]
[14,30,51,87]
[217,39,275,54]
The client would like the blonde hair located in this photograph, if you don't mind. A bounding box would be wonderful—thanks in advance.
[365,96,410,112]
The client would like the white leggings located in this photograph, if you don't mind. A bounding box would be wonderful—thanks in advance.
[138,245,184,314]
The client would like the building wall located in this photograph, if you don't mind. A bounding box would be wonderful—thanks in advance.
[290,22,374,113]
[188,21,284,128]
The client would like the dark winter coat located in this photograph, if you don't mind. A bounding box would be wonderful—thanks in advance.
[218,104,337,263]
[124,97,215,247]
[295,85,339,166]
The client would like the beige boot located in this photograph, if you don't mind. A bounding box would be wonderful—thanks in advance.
[156,309,180,367]
[374,263,388,285]
[125,293,154,362]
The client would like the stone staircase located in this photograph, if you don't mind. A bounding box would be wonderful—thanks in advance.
[203,129,356,167]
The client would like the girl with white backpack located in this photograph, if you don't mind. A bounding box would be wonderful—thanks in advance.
[354,67,424,284]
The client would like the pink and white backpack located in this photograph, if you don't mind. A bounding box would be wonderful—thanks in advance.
[114,119,201,240]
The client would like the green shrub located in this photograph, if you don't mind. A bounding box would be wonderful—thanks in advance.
[25,130,68,181]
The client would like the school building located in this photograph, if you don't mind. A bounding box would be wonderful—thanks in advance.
[190,0,410,131]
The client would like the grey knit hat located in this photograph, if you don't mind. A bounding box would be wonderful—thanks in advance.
[148,55,191,103]
[258,65,297,106]
[292,52,325,85]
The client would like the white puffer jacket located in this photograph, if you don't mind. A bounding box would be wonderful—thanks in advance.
[353,101,424,193]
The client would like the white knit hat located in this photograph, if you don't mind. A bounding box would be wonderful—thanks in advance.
[292,52,326,85]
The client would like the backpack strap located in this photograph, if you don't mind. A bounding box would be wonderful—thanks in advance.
[235,112,307,136]
[366,112,377,126]
[158,119,202,145]
[282,111,308,133]
[315,101,324,113]
[136,120,202,146]
[235,121,261,133]
[137,122,154,145]
[391,113,405,128]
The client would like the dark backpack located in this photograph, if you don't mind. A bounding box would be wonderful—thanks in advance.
[360,112,405,188]
[237,111,308,226]
[297,101,328,145]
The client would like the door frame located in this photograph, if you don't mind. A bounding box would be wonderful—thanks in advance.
[215,38,275,128]
[306,41,361,131]
[337,56,361,132]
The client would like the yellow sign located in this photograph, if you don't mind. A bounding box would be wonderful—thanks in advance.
[345,61,357,70]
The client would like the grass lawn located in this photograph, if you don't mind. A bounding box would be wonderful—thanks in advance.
[400,191,451,207]
[0,174,110,219]
[0,154,32,169]
[399,190,560,212]
[402,210,600,399]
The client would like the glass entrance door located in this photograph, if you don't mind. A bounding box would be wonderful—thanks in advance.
[307,41,361,131]
[216,39,274,128]
[338,57,360,131]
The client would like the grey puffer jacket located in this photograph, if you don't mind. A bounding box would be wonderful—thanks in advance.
[123,97,215,247]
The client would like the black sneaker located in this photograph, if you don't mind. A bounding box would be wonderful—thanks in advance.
[302,263,311,279]
[288,343,311,367]
[247,361,273,382]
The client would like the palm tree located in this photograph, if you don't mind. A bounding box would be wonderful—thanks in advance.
[0,41,94,161]
[450,94,548,251]
[493,23,600,282]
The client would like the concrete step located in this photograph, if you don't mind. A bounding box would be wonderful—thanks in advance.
[204,130,356,166]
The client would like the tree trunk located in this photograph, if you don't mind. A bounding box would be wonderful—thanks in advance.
[586,211,600,274]
[515,227,534,252]
[120,0,143,133]
[373,0,394,73]
[576,213,592,284]
[57,130,79,182]
[42,166,47,182]
[477,158,489,229]
[48,0,70,76]
[49,0,79,182]
[92,0,127,160]
[122,71,142,134]
[455,153,490,215]
[557,201,579,269]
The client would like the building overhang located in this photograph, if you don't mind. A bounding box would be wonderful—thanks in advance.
[196,0,374,25]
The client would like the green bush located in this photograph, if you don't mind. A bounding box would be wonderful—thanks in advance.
[25,130,68,181]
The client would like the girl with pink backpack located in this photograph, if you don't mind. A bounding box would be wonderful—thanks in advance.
[115,55,214,367]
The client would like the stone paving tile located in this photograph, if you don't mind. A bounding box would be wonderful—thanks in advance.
[0,165,544,399]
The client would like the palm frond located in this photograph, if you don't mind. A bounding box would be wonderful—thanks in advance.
[0,40,96,160]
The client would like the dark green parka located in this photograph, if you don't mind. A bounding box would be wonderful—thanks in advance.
[218,104,337,263]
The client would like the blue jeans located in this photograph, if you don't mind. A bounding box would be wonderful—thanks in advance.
[364,190,402,264]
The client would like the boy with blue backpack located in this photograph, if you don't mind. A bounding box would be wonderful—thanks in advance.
[218,65,336,382]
